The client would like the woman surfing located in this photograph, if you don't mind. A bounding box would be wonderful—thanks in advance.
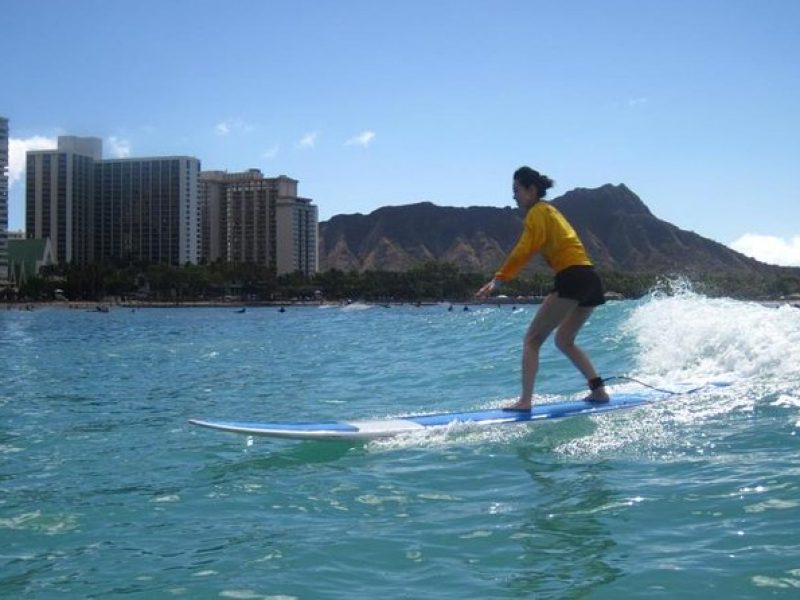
[476,167,609,410]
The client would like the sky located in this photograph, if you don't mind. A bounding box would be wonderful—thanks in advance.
[2,0,799,266]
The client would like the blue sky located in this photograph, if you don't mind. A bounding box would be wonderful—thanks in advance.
[3,0,799,265]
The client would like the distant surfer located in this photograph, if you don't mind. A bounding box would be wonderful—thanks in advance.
[476,167,609,410]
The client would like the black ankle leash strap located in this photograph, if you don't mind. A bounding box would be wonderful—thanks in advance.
[599,375,707,396]
[588,377,604,391]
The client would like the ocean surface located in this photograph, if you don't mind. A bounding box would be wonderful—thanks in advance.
[2,288,799,599]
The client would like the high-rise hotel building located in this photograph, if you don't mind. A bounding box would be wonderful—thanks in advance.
[1,117,9,281]
[26,136,100,264]
[94,156,200,265]
[199,169,317,275]
[26,136,200,265]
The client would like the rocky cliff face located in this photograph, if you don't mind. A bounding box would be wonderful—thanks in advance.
[319,185,785,276]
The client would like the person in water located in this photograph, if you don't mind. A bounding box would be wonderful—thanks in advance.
[476,167,609,410]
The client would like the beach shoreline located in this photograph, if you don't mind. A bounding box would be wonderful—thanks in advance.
[4,297,799,311]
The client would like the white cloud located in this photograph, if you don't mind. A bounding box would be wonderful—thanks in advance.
[628,97,648,107]
[8,135,57,186]
[215,118,254,137]
[345,130,376,147]
[729,233,800,267]
[261,145,280,160]
[296,132,318,149]
[107,136,131,158]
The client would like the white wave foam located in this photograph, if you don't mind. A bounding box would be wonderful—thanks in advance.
[624,286,800,384]
[365,419,532,453]
[558,285,800,458]
[340,302,372,312]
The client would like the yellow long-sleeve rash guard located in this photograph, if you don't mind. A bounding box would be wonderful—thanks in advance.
[495,201,592,281]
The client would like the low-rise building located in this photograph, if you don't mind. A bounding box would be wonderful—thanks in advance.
[7,238,55,286]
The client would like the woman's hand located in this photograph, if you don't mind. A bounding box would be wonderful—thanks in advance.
[475,279,498,299]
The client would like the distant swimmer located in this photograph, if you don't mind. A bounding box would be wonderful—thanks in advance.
[476,167,609,410]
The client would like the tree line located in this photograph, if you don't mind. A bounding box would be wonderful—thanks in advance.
[9,260,800,303]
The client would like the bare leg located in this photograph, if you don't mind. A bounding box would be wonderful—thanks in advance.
[555,306,609,401]
[505,294,579,410]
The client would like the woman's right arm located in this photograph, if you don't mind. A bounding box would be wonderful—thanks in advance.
[494,211,544,282]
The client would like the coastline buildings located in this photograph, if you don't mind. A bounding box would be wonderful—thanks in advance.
[26,137,200,265]
[199,169,318,275]
[1,117,8,281]
[24,136,318,275]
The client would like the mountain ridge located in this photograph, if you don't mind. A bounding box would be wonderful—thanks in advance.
[319,185,796,278]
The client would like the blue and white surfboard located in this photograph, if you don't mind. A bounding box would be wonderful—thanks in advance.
[189,393,659,441]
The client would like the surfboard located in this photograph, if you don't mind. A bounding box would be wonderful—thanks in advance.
[189,392,662,441]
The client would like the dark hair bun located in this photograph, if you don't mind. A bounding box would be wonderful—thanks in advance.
[513,166,554,197]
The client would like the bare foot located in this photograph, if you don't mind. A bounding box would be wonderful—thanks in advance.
[502,400,532,412]
[585,387,610,403]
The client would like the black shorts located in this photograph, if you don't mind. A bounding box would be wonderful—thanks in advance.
[552,266,605,307]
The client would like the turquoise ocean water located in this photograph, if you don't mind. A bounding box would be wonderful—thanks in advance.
[2,289,799,599]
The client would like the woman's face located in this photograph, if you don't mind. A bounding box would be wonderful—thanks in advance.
[512,179,538,210]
